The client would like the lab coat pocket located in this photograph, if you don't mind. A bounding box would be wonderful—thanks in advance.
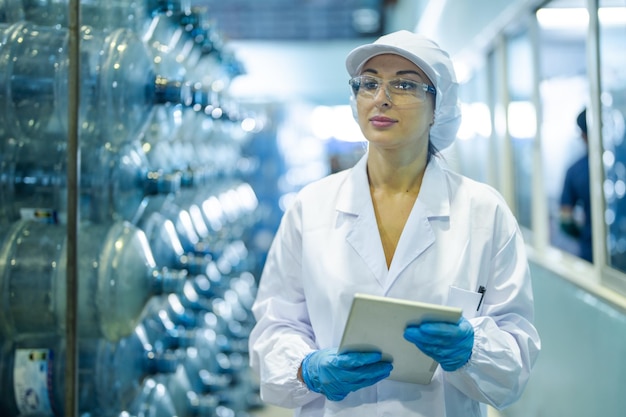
[447,286,483,319]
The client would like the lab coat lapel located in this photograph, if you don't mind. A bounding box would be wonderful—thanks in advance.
[386,160,450,287]
[337,155,388,285]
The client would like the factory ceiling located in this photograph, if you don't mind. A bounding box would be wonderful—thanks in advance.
[193,0,392,40]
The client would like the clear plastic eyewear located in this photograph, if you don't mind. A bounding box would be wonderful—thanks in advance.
[349,75,436,105]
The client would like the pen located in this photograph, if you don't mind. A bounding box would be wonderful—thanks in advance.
[476,286,486,311]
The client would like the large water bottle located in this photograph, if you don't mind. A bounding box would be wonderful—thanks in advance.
[0,219,187,341]
[155,364,224,417]
[138,209,207,272]
[80,140,178,225]
[0,132,174,226]
[215,239,251,277]
[143,284,226,334]
[178,329,235,394]
[148,293,198,333]
[183,20,231,86]
[17,0,192,29]
[143,6,205,72]
[173,187,228,248]
[208,297,250,353]
[228,271,257,312]
[137,192,212,257]
[170,182,255,255]
[0,330,178,417]
[20,0,150,34]
[137,300,242,415]
[135,193,245,286]
[140,297,195,353]
[101,323,180,411]
[189,257,255,333]
[151,183,259,266]
[175,330,260,415]
[0,22,188,148]
[0,0,24,23]
[0,134,67,226]
[140,105,185,184]
[149,290,244,357]
[122,378,179,417]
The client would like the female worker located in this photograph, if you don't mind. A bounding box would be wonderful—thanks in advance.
[248,30,541,417]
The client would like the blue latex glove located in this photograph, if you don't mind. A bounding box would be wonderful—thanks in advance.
[301,348,393,401]
[403,317,474,372]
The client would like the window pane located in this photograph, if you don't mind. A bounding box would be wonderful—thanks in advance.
[455,61,491,184]
[489,48,507,193]
[599,0,626,271]
[536,0,591,261]
[507,30,535,229]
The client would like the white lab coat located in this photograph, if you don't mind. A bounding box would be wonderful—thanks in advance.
[249,154,541,417]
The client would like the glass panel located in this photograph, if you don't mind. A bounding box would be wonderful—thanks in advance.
[455,60,491,184]
[536,0,591,262]
[598,0,626,271]
[506,29,535,229]
[488,48,506,192]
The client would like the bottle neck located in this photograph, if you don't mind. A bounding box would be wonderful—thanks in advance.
[152,267,188,294]
[143,349,178,374]
[153,75,183,104]
[143,170,182,196]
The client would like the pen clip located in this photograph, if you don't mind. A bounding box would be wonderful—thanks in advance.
[476,286,486,311]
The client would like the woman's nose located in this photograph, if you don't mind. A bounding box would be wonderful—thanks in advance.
[373,83,392,106]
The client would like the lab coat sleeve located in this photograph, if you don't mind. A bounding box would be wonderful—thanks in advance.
[248,197,320,408]
[446,225,541,409]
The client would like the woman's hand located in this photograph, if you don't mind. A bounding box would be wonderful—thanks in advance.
[403,317,474,371]
[300,348,393,401]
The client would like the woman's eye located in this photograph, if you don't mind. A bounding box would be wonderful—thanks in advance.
[362,80,379,91]
[393,80,419,91]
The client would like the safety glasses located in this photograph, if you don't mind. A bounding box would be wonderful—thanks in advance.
[349,75,436,106]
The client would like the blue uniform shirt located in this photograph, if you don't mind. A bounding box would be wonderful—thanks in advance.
[560,154,592,262]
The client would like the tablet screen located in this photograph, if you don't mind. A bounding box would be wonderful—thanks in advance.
[338,293,462,384]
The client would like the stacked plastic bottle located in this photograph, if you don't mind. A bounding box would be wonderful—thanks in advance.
[0,220,188,341]
[0,1,266,416]
[0,21,191,225]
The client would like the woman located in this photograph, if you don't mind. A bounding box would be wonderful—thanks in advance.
[248,30,541,417]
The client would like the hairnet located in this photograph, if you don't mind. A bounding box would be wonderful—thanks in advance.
[345,30,462,150]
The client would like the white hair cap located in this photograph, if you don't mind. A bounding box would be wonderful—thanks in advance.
[345,30,462,150]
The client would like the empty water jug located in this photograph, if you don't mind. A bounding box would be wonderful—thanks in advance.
[0,22,187,147]
[0,133,169,226]
[21,0,150,34]
[155,364,224,417]
[0,330,178,417]
[0,0,24,23]
[121,377,178,417]
[0,220,187,341]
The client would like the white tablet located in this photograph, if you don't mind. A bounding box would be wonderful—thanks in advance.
[338,293,463,385]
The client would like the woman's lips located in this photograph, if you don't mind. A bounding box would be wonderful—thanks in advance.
[370,116,397,128]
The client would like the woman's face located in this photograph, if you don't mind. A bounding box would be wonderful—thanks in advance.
[354,54,435,153]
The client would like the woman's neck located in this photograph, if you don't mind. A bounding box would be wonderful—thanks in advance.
[366,147,428,195]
